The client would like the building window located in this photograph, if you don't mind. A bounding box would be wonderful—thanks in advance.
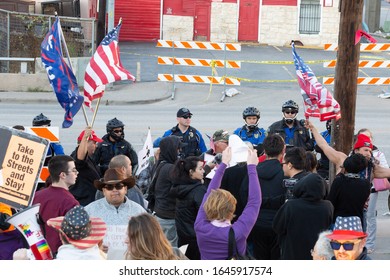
[299,0,321,34]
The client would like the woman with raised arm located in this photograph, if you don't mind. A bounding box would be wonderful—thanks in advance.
[194,147,261,260]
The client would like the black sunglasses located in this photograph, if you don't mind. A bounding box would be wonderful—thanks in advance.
[330,240,360,251]
[113,129,123,133]
[284,110,297,114]
[103,183,125,191]
[182,115,192,119]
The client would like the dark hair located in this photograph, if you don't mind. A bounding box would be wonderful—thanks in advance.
[171,156,202,182]
[305,151,318,172]
[48,155,75,182]
[263,134,285,158]
[343,153,368,173]
[12,125,25,131]
[284,147,306,170]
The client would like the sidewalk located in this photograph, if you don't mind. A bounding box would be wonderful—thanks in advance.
[0,81,172,105]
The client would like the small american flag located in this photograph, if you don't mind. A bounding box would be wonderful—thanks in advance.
[292,42,341,121]
[83,22,135,107]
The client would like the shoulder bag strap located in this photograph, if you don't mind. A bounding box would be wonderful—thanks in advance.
[228,227,237,259]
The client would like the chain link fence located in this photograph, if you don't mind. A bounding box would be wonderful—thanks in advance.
[0,8,96,73]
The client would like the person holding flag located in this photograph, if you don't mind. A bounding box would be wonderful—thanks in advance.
[267,100,314,151]
[41,16,84,128]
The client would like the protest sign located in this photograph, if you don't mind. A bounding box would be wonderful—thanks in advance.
[0,125,49,209]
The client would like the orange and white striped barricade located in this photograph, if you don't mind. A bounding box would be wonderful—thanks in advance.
[24,126,60,183]
[157,56,241,69]
[157,40,241,51]
[24,127,60,143]
[323,43,390,88]
[158,74,240,85]
[156,40,241,101]
[324,43,390,52]
[323,77,390,85]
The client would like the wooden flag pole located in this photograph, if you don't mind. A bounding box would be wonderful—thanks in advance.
[56,15,90,127]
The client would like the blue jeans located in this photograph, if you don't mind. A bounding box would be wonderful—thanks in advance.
[155,216,178,248]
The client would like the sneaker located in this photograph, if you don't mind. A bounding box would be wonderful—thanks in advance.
[383,212,390,216]
[367,248,375,254]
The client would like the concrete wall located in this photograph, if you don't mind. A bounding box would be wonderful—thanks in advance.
[162,15,193,41]
[162,2,339,46]
[210,2,238,42]
[0,57,90,92]
[259,4,340,46]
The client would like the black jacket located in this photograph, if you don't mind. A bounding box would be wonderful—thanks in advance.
[267,119,314,151]
[69,147,101,206]
[327,173,371,224]
[220,163,248,219]
[154,136,181,219]
[253,159,285,227]
[92,134,138,175]
[172,179,206,245]
[273,173,334,260]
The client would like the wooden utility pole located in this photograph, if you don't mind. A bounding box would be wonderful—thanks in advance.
[330,0,364,181]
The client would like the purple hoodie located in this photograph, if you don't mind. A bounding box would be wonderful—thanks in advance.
[194,163,261,260]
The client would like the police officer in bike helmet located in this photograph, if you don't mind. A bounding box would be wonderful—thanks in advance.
[233,106,266,148]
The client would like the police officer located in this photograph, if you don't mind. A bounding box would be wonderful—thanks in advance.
[93,118,138,175]
[267,100,314,151]
[234,107,266,147]
[153,108,207,158]
[32,113,65,165]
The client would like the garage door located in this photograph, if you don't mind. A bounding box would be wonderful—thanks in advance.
[115,0,161,41]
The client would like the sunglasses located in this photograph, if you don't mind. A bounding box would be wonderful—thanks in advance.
[182,115,192,119]
[103,183,125,191]
[330,240,361,251]
[284,110,297,114]
[113,129,123,133]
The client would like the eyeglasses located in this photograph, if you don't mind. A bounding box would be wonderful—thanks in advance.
[281,162,288,166]
[284,110,297,114]
[113,129,123,133]
[182,115,192,119]
[66,168,78,175]
[103,183,125,191]
[330,240,362,251]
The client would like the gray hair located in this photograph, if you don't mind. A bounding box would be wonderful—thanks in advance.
[313,230,334,260]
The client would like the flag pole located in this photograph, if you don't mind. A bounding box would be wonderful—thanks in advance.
[90,17,123,128]
[56,14,90,127]
[90,97,101,128]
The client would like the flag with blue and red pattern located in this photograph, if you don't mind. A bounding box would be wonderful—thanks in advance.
[292,42,341,121]
[83,22,135,107]
[41,17,84,128]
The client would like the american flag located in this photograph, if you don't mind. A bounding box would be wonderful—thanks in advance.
[292,42,341,121]
[83,22,135,107]
[41,17,84,128]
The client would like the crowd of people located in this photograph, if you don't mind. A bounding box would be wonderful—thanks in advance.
[1,102,390,261]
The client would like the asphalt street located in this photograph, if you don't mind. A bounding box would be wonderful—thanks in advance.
[1,43,390,260]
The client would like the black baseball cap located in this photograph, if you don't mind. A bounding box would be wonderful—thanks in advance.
[177,108,193,118]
